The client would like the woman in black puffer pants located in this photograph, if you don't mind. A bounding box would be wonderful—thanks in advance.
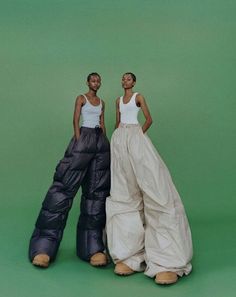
[29,73,110,268]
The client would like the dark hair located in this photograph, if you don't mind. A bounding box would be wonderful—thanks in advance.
[87,72,101,82]
[123,72,136,82]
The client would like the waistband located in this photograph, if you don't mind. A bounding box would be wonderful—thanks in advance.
[119,123,140,128]
[80,126,102,134]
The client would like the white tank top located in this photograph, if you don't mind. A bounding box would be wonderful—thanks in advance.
[120,92,140,124]
[81,94,102,128]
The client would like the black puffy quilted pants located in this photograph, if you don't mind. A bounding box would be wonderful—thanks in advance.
[29,127,110,262]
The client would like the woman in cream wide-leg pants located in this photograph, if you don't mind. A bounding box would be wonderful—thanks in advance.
[106,123,193,278]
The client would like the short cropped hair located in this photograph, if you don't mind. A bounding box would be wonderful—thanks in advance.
[123,72,136,82]
[87,72,101,81]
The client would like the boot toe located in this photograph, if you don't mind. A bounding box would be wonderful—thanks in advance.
[32,254,50,268]
[90,252,107,267]
[114,262,134,276]
[155,271,178,285]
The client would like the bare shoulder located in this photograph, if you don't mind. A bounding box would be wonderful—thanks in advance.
[116,97,121,108]
[116,97,121,103]
[75,94,86,106]
[101,99,105,109]
[136,93,145,101]
[136,93,146,105]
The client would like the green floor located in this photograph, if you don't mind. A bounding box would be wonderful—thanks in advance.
[1,1,236,296]
[2,205,236,297]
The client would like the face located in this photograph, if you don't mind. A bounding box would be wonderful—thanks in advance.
[87,75,101,91]
[121,74,135,89]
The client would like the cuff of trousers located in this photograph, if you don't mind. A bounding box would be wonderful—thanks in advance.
[122,255,146,272]
[144,262,192,278]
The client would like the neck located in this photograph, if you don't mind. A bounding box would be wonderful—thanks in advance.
[87,89,97,97]
[123,88,133,96]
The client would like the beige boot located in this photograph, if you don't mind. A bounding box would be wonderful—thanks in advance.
[155,271,178,285]
[32,254,50,268]
[90,252,107,267]
[114,262,134,276]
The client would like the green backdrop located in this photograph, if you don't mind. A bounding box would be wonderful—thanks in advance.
[0,1,235,297]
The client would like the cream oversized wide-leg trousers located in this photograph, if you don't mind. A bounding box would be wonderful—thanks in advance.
[106,124,193,277]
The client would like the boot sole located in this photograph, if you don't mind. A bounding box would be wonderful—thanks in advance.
[90,260,107,267]
[114,270,135,276]
[32,260,49,268]
[155,278,178,285]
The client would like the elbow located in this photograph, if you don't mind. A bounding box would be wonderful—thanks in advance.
[148,117,153,126]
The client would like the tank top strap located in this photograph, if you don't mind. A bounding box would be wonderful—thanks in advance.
[98,97,102,107]
[131,92,138,104]
[82,94,88,103]
[82,94,102,106]
[120,93,138,105]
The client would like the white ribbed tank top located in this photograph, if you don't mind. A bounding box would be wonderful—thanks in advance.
[120,92,140,124]
[81,94,102,128]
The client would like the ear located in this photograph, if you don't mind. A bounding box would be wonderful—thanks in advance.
[133,81,136,86]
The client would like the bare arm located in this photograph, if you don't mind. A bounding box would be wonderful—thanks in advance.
[100,100,106,135]
[73,95,84,140]
[115,97,120,129]
[136,94,153,133]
